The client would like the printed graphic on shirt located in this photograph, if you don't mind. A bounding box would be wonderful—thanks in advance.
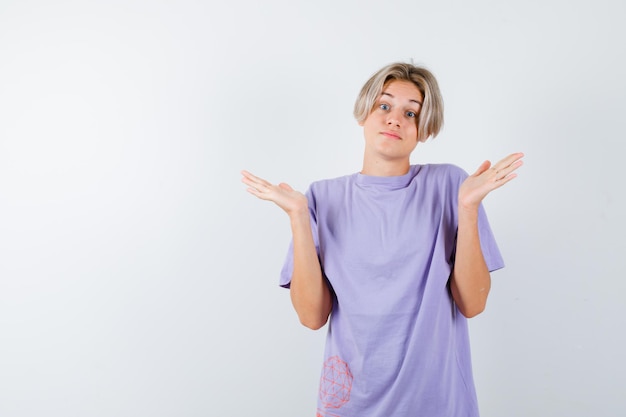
[317,356,353,416]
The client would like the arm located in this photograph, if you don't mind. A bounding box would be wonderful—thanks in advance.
[449,206,491,318]
[288,208,333,330]
[241,170,332,330]
[450,153,524,318]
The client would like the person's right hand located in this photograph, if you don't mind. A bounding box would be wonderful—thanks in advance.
[241,170,308,216]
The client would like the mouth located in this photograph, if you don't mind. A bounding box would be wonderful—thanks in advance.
[381,131,401,140]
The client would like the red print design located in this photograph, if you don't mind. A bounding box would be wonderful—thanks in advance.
[318,356,353,411]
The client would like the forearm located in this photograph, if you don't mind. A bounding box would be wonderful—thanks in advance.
[288,210,332,330]
[240,170,332,328]
[450,206,491,318]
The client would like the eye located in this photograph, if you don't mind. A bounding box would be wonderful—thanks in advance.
[406,111,417,118]
[379,103,390,111]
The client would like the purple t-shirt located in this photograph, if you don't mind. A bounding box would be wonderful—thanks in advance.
[280,164,504,417]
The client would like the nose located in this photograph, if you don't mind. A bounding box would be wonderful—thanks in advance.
[386,111,401,127]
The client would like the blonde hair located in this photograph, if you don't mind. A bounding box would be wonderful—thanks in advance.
[353,62,444,142]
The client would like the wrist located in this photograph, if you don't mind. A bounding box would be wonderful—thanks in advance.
[458,201,479,214]
[457,203,480,226]
[288,205,310,222]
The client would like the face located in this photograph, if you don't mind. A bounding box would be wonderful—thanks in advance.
[360,79,423,165]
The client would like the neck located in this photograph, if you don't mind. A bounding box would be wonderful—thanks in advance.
[361,156,411,177]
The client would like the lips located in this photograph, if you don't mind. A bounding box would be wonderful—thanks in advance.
[381,131,401,140]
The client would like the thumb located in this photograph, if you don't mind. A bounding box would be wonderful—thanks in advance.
[472,160,491,176]
[278,182,294,192]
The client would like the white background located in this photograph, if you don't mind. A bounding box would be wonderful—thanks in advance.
[1,0,624,416]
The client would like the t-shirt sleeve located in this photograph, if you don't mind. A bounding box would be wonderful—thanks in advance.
[449,164,505,273]
[477,203,505,272]
[279,186,320,288]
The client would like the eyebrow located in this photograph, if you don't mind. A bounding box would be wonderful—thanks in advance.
[381,91,423,106]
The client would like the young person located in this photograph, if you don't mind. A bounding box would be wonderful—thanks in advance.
[241,61,523,416]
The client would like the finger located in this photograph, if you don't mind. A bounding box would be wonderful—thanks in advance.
[492,152,524,171]
[252,182,273,195]
[492,172,518,187]
[493,159,524,181]
[241,175,261,189]
[246,187,268,199]
[472,160,492,176]
[241,170,274,190]
[242,178,271,196]
[245,181,278,200]
[488,153,523,182]
[241,170,266,184]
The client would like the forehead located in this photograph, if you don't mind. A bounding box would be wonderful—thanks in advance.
[381,79,423,103]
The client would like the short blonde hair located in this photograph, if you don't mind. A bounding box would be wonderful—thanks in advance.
[353,62,444,142]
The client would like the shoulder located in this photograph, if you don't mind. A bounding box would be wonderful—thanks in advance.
[303,173,356,210]
[308,172,356,194]
[418,163,468,184]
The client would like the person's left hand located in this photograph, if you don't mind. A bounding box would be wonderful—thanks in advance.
[458,152,524,210]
